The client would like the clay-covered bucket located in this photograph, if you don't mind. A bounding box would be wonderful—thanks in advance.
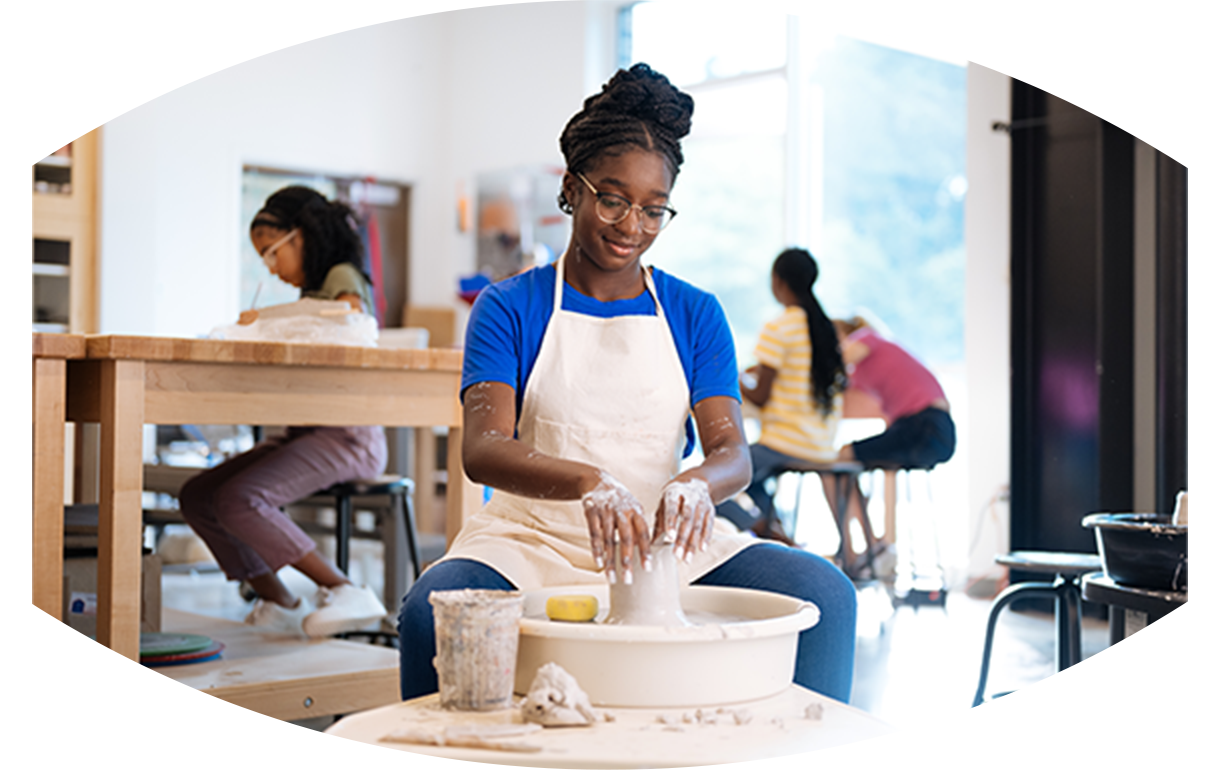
[430,589,524,711]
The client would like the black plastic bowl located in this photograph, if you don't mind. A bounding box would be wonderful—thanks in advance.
[1082,513,1187,592]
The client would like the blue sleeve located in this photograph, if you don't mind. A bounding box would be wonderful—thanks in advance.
[655,270,741,406]
[461,283,523,398]
[654,270,741,458]
[460,268,554,430]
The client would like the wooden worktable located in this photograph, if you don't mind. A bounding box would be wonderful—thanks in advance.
[53,334,470,661]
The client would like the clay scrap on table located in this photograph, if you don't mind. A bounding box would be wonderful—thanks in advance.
[521,662,599,726]
[381,723,543,752]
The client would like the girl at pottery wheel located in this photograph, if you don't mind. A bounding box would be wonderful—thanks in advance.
[397,64,857,703]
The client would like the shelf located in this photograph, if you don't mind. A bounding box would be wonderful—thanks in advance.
[33,322,69,334]
[61,612,397,741]
[36,155,72,168]
[33,95,72,113]
[33,263,71,277]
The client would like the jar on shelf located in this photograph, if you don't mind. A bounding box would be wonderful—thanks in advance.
[53,127,71,157]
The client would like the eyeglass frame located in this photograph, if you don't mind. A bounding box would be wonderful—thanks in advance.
[258,228,299,271]
[574,172,678,233]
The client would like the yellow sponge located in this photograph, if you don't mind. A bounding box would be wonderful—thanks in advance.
[545,594,599,622]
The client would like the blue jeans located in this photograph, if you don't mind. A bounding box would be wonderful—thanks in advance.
[397,543,856,703]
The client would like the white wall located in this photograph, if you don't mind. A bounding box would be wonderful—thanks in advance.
[963,63,1012,581]
[99,2,612,338]
[95,6,1015,581]
[438,1,616,337]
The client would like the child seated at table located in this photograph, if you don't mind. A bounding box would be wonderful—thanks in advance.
[178,186,387,638]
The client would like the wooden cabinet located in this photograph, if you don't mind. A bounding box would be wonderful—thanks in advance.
[32,128,99,333]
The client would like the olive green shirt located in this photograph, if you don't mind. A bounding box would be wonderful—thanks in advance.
[304,263,374,315]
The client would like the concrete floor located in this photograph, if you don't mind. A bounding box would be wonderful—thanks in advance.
[157,526,1110,732]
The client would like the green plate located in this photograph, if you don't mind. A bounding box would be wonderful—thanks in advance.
[139,632,213,657]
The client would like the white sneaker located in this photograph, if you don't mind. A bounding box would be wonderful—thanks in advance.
[301,584,387,638]
[244,596,314,637]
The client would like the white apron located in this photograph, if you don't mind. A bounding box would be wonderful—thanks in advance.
[440,256,755,589]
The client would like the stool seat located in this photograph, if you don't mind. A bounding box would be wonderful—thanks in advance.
[322,475,413,497]
[778,460,865,475]
[996,551,1102,575]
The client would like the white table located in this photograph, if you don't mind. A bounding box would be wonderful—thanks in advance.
[325,685,896,768]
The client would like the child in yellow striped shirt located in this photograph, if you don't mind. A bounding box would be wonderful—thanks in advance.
[716,249,846,544]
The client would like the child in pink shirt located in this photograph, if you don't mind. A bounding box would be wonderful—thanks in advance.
[832,317,956,578]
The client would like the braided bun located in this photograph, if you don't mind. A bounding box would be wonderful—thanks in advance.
[558,63,694,212]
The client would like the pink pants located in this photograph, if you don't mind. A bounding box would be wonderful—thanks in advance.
[178,426,387,581]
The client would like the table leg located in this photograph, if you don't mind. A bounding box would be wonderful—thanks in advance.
[413,426,437,532]
[445,426,464,549]
[882,470,897,546]
[32,358,67,618]
[97,359,145,659]
[832,473,853,569]
[1137,658,1166,770]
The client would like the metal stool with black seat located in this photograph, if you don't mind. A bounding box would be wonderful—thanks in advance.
[773,459,865,566]
[315,475,421,646]
[971,550,1102,707]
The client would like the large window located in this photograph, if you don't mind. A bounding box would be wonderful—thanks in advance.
[625,4,966,370]
[625,5,967,557]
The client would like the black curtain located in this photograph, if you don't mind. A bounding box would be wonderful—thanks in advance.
[1009,79,1187,555]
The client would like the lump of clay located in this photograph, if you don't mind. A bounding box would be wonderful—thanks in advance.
[521,662,598,727]
[604,542,691,627]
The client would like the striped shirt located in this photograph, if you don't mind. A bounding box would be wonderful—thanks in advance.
[755,306,842,462]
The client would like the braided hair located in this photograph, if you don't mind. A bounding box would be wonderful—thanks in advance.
[557,63,694,213]
[773,248,846,417]
[250,185,370,293]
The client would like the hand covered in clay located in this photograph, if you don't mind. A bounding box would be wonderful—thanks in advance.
[655,478,714,564]
[581,472,651,585]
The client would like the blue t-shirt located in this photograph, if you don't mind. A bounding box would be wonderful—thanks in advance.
[461,263,741,456]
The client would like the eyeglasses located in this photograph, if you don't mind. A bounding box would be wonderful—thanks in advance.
[576,173,677,234]
[259,228,298,271]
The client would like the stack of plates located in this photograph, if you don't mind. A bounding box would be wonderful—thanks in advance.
[139,633,225,667]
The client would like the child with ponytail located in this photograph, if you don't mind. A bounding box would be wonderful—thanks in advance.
[716,248,847,546]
